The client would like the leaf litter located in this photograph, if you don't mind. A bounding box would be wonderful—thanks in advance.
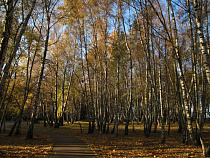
[0,132,53,157]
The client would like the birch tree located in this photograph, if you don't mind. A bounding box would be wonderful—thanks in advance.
[26,0,59,139]
[0,0,36,111]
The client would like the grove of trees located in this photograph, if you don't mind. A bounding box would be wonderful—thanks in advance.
[0,0,209,156]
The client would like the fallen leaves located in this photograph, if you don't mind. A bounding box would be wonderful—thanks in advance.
[1,121,209,157]
[68,122,209,157]
[0,133,53,157]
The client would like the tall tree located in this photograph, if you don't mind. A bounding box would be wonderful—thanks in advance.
[0,0,17,76]
[26,0,59,139]
[192,0,210,84]
[0,0,36,109]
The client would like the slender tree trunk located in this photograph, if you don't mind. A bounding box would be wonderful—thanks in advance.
[90,17,99,132]
[54,59,59,128]
[43,94,47,127]
[0,72,16,133]
[159,47,165,144]
[0,70,11,114]
[143,0,152,138]
[0,0,36,104]
[13,34,40,135]
[205,0,209,55]
[115,0,121,137]
[60,67,66,126]
[62,70,74,117]
[168,0,196,144]
[82,20,95,133]
[193,0,210,84]
[103,6,109,133]
[164,45,170,135]
[77,19,89,131]
[120,4,133,135]
[151,21,158,133]
[26,1,50,139]
[0,0,15,76]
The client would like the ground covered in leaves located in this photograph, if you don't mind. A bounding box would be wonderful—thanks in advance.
[0,121,209,157]
[67,121,210,157]
[0,124,53,157]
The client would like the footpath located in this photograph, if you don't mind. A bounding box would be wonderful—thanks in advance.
[46,131,97,157]
[5,122,97,157]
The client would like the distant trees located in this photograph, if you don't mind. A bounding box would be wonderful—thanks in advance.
[0,0,209,155]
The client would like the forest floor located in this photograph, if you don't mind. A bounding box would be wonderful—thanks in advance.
[0,121,209,157]
[0,122,53,157]
[67,121,210,157]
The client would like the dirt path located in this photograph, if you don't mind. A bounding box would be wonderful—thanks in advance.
[44,131,97,157]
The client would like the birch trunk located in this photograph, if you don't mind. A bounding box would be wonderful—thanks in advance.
[159,49,165,144]
[83,20,95,133]
[0,0,16,75]
[102,4,109,133]
[115,0,121,136]
[168,0,195,144]
[193,0,210,84]
[54,59,59,128]
[0,0,36,105]
[26,0,50,139]
[120,3,133,135]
